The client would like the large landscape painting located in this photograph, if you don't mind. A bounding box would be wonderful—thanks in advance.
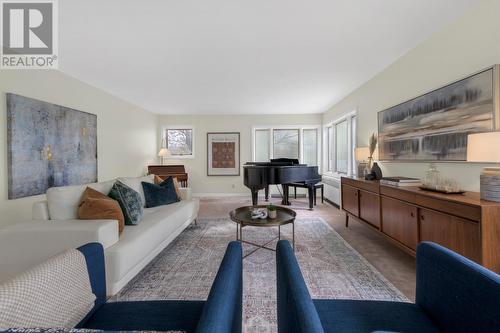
[7,94,97,199]
[378,68,495,161]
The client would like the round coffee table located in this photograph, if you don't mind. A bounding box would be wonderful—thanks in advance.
[229,205,296,258]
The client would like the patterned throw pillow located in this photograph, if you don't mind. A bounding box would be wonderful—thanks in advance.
[142,177,179,208]
[108,181,143,225]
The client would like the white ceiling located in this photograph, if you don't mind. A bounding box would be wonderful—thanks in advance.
[60,0,477,115]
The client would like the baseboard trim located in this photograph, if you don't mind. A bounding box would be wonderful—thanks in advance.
[193,193,250,197]
[324,198,340,209]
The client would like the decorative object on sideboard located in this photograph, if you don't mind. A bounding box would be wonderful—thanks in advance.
[370,162,383,180]
[267,203,277,219]
[7,94,97,199]
[355,147,370,177]
[420,163,463,194]
[380,176,421,187]
[467,132,500,202]
[378,66,499,161]
[362,133,381,180]
[367,133,378,170]
[423,163,441,188]
[158,148,170,165]
[207,132,240,176]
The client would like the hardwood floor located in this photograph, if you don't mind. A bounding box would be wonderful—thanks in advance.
[198,194,417,301]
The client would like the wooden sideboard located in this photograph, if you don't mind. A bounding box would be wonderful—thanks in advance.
[341,176,500,274]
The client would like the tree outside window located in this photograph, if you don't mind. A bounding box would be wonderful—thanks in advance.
[166,128,193,156]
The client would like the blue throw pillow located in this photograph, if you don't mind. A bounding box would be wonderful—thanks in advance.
[108,180,143,225]
[142,177,179,208]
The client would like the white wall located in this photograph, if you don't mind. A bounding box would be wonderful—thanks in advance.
[0,70,158,227]
[159,114,322,195]
[323,0,500,192]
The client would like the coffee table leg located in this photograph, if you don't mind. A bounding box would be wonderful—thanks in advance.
[278,225,281,240]
[236,223,239,241]
[292,222,295,251]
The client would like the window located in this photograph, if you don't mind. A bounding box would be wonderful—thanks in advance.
[253,126,320,168]
[273,129,299,159]
[164,127,194,158]
[324,112,356,176]
[254,129,270,162]
[303,129,318,166]
[335,120,348,173]
[327,126,333,171]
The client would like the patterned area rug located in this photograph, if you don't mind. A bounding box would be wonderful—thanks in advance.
[112,217,408,332]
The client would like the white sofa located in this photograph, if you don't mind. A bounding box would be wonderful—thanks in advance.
[0,175,199,296]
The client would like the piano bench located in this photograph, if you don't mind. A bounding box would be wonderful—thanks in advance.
[289,183,324,205]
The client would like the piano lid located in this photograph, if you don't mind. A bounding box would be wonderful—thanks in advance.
[270,158,300,165]
[245,158,305,167]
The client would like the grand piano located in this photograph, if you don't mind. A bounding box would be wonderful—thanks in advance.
[243,158,321,210]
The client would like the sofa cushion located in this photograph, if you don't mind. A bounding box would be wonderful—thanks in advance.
[0,249,96,329]
[117,175,154,208]
[142,178,179,208]
[313,299,440,333]
[104,199,198,286]
[108,181,143,226]
[46,180,115,220]
[82,300,204,332]
[78,187,125,233]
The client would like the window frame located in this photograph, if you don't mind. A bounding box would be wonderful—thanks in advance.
[162,125,195,159]
[252,125,322,171]
[323,111,357,178]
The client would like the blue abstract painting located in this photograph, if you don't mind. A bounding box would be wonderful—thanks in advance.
[7,94,97,199]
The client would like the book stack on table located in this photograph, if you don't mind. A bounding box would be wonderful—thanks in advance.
[380,177,422,187]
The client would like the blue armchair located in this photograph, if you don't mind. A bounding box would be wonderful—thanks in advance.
[276,240,500,333]
[77,241,242,333]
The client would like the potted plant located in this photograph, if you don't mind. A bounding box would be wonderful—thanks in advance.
[267,204,277,219]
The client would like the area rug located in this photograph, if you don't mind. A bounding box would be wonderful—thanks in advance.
[112,217,408,332]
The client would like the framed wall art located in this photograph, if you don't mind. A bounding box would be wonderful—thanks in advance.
[207,132,240,176]
[378,66,500,161]
[7,93,97,199]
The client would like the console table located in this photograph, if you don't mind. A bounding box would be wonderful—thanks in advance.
[341,176,500,274]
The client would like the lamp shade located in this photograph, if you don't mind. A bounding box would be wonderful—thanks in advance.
[355,147,370,161]
[467,132,500,163]
[355,146,378,161]
[158,148,170,157]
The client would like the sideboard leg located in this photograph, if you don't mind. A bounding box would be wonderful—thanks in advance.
[345,214,349,228]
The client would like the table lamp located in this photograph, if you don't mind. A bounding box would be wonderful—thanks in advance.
[467,132,500,202]
[355,147,370,176]
[355,147,370,162]
[158,148,170,165]
[355,146,379,176]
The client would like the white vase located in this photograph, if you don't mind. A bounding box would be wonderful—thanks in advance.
[268,209,277,219]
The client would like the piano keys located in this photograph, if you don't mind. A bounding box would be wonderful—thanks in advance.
[243,158,321,210]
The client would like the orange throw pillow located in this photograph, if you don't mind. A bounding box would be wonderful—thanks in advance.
[172,177,182,200]
[78,187,125,234]
[154,175,164,184]
[154,175,182,200]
